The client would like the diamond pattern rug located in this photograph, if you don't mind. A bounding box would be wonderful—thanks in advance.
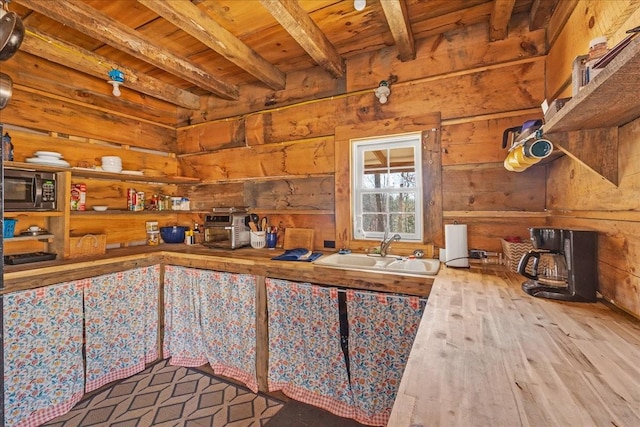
[43,360,284,427]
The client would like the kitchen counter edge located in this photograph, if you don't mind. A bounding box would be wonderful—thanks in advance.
[2,245,435,296]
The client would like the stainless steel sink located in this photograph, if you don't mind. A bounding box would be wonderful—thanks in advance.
[313,253,440,276]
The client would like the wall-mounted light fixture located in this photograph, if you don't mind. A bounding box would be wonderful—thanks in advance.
[107,68,125,97]
[354,0,366,11]
[374,80,390,104]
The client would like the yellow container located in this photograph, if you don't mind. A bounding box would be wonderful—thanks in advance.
[147,231,159,246]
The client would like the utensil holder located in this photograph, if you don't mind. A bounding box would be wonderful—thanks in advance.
[250,231,266,249]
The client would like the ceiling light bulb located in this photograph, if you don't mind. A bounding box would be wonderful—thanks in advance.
[108,80,121,97]
[354,0,366,11]
[374,84,390,104]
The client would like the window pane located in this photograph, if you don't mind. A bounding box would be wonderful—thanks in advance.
[362,172,389,189]
[389,147,414,169]
[362,193,386,213]
[390,214,416,234]
[362,214,386,233]
[388,192,416,213]
[389,171,416,188]
[364,149,388,167]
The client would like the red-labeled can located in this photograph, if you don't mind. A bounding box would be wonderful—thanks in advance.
[127,188,137,211]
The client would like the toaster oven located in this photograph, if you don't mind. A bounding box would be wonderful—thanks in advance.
[203,211,250,249]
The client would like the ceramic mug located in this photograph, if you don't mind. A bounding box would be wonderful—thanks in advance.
[266,232,277,249]
[523,138,553,159]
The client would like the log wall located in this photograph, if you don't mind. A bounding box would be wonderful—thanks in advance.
[179,16,548,254]
[544,1,640,317]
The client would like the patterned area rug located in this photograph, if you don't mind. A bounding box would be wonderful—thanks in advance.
[43,359,284,427]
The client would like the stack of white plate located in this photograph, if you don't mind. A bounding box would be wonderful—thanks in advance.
[101,156,122,173]
[25,151,70,167]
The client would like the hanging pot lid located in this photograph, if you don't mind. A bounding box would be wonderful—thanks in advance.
[0,10,25,61]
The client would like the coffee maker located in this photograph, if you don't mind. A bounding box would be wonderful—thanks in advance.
[517,227,598,302]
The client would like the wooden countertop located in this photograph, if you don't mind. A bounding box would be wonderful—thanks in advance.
[1,244,434,297]
[389,266,640,426]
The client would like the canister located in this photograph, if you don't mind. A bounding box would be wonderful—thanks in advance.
[146,230,159,246]
[127,188,137,211]
[136,191,145,211]
[70,183,86,211]
[171,197,182,211]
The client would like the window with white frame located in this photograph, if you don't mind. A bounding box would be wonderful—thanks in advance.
[352,132,423,241]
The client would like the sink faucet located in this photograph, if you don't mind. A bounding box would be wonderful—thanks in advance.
[380,231,401,257]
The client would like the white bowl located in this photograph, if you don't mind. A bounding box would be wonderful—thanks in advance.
[101,156,122,166]
[93,205,108,211]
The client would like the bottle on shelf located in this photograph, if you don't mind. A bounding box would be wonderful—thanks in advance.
[2,132,14,161]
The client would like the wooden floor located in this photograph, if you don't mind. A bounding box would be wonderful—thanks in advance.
[390,266,640,426]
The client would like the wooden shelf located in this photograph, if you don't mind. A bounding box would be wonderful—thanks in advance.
[5,233,54,242]
[5,162,200,184]
[248,209,334,215]
[70,210,208,215]
[4,211,65,218]
[545,37,640,134]
[544,36,640,186]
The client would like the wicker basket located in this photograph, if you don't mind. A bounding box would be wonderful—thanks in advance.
[501,239,534,274]
[69,234,106,258]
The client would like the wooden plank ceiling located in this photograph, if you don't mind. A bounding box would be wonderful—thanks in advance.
[7,0,554,111]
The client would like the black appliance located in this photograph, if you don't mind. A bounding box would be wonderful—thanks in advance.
[518,227,598,302]
[3,168,57,211]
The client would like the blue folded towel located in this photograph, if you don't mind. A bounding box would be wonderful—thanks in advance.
[271,248,323,262]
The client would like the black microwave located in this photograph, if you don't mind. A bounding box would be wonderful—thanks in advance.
[4,168,57,211]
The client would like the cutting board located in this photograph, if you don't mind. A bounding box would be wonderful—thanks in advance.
[283,228,315,250]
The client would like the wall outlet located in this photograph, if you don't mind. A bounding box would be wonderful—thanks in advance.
[324,240,336,248]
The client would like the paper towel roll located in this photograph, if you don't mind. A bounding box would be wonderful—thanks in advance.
[445,224,469,267]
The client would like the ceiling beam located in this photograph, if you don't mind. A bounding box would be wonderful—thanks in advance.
[489,0,516,41]
[20,27,201,110]
[411,3,493,39]
[15,0,239,100]
[380,0,416,61]
[529,0,560,31]
[259,0,344,78]
[138,0,286,91]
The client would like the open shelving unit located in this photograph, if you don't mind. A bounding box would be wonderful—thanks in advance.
[3,162,203,260]
[544,36,640,186]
